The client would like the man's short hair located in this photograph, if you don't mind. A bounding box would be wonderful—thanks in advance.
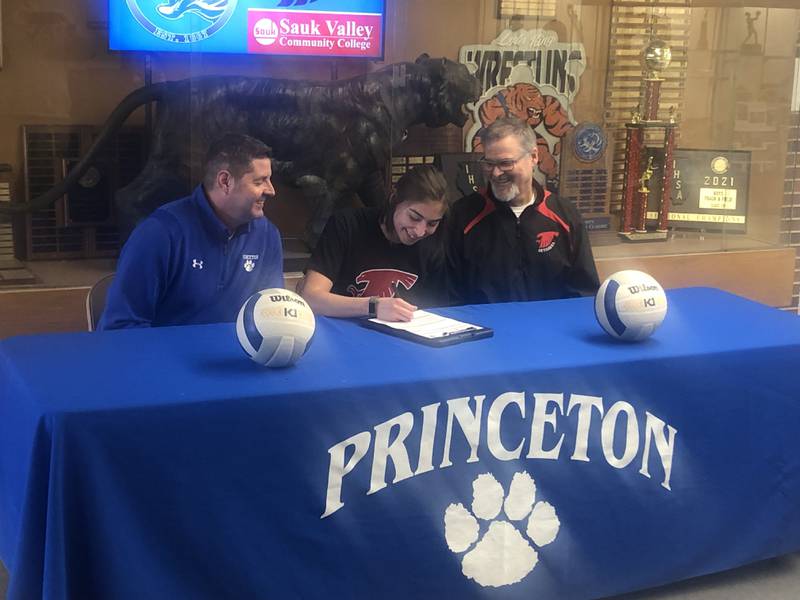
[203,133,273,189]
[479,116,537,154]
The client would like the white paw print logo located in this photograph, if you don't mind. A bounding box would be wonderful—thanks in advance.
[444,471,560,588]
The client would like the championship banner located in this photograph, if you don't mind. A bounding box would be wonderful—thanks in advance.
[459,31,586,186]
[644,149,751,233]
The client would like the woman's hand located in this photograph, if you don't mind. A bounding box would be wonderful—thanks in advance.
[299,269,419,321]
[376,297,417,322]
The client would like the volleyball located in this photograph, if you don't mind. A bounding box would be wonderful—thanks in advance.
[236,288,316,367]
[594,270,667,341]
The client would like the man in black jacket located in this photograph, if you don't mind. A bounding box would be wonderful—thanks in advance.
[447,116,599,304]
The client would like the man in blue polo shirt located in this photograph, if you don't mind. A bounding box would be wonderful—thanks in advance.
[99,133,284,329]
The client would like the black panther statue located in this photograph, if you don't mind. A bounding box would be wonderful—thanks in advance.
[1,54,480,247]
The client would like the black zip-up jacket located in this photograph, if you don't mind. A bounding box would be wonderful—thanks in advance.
[446,181,599,305]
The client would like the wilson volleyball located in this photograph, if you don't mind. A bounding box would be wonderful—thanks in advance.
[594,270,667,341]
[236,288,316,367]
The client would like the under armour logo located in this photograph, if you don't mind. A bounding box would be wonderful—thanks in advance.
[192,259,204,269]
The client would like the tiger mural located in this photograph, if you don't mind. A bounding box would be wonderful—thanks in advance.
[472,82,574,181]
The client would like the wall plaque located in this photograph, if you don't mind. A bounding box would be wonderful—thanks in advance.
[645,149,751,233]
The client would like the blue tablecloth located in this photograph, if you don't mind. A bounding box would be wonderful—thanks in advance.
[1,287,799,599]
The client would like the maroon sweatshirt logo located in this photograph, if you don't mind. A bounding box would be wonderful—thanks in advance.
[347,269,419,297]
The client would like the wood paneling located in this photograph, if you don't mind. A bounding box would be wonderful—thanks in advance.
[596,247,796,307]
[0,287,89,339]
[0,277,306,340]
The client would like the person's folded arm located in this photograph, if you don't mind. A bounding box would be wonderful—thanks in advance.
[98,219,171,330]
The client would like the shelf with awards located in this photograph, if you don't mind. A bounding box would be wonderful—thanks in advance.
[0,165,15,263]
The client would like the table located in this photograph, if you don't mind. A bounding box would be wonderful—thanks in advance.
[1,288,799,599]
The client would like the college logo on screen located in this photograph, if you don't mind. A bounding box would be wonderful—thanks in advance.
[125,0,238,44]
[246,7,382,57]
[252,17,279,45]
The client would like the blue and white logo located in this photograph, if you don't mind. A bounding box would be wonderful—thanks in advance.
[125,0,238,44]
[242,254,259,272]
[444,471,560,587]
[573,122,607,163]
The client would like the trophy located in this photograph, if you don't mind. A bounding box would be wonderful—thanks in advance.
[619,39,678,241]
[741,11,762,55]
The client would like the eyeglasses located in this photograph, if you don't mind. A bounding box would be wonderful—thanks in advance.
[478,152,529,172]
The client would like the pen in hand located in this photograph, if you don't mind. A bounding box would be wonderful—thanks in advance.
[376,293,417,322]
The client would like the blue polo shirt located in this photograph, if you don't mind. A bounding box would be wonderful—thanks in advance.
[99,186,284,329]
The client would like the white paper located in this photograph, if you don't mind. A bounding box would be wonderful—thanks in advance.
[368,310,483,340]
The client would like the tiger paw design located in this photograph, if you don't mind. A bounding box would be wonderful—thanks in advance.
[444,471,560,587]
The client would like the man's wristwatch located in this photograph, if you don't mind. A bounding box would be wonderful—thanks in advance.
[368,296,379,318]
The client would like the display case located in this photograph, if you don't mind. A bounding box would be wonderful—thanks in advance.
[0,0,797,310]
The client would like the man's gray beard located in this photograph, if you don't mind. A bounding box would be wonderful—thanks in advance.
[490,180,520,203]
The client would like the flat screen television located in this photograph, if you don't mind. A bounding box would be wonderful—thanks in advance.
[109,1,386,59]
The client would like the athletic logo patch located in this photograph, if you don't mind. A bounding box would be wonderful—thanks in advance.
[346,269,418,298]
[536,231,559,253]
[191,258,204,269]
[242,254,259,272]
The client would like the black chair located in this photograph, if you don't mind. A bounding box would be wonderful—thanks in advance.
[85,273,115,331]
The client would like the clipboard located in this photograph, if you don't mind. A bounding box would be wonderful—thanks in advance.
[361,310,494,347]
